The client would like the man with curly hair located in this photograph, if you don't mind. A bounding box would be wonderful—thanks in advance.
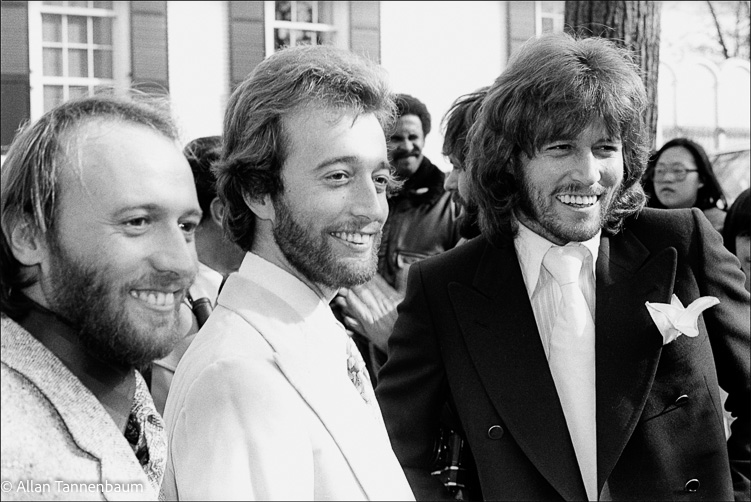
[376,33,750,501]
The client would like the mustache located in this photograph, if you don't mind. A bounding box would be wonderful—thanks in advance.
[552,183,607,197]
[391,148,421,161]
[127,270,196,294]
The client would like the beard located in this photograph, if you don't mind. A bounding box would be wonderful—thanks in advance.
[272,196,381,290]
[44,234,188,368]
[517,174,616,244]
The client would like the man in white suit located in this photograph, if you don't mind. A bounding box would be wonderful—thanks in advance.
[161,45,415,501]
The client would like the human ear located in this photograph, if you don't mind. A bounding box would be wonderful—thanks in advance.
[209,196,225,228]
[241,191,276,222]
[7,216,48,267]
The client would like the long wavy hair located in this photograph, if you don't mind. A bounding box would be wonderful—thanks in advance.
[643,137,727,211]
[215,45,397,252]
[1,94,178,318]
[466,33,650,245]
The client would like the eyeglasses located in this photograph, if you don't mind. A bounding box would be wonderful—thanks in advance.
[649,167,700,182]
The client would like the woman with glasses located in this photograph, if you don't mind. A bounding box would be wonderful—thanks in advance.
[644,137,728,233]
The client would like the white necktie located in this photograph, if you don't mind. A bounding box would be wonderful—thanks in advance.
[543,244,597,501]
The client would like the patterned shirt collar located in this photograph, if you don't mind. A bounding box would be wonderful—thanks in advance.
[124,370,167,492]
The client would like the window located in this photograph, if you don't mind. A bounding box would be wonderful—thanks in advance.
[264,1,347,57]
[28,1,129,118]
[538,1,564,35]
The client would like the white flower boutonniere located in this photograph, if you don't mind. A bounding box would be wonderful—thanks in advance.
[645,294,720,345]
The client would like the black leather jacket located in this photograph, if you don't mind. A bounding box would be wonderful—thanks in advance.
[378,157,461,293]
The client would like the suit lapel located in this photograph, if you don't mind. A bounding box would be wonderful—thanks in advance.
[595,230,677,489]
[449,241,588,501]
[222,274,397,500]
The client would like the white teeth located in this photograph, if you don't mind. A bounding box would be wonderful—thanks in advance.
[332,231,372,245]
[558,194,597,206]
[130,290,176,307]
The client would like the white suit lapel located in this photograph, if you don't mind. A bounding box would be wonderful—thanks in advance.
[220,272,404,501]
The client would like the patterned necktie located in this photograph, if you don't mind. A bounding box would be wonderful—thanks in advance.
[124,371,167,493]
[542,244,597,501]
[344,334,384,423]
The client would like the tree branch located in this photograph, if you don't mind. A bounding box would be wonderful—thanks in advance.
[706,1,730,59]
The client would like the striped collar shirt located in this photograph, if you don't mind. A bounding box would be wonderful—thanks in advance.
[513,220,601,359]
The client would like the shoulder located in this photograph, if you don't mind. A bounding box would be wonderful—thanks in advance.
[413,235,490,279]
[623,207,712,245]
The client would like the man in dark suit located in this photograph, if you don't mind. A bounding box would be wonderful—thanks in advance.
[375,33,750,501]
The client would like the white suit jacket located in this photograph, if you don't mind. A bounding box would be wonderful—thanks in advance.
[161,253,414,501]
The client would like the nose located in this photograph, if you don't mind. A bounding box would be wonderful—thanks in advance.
[444,169,459,192]
[571,151,602,185]
[352,177,388,224]
[150,224,198,280]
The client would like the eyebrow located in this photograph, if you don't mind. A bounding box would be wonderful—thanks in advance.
[314,156,390,172]
[112,204,203,219]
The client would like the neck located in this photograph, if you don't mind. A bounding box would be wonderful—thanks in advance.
[16,297,136,433]
[250,236,338,303]
[195,225,244,276]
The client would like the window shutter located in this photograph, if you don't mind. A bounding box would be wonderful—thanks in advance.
[350,1,380,62]
[130,1,169,94]
[228,1,265,89]
[1,1,30,151]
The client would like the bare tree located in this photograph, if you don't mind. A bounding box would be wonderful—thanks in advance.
[706,1,750,60]
[565,1,662,148]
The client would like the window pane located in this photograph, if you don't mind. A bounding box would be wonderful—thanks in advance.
[93,1,113,8]
[93,17,112,45]
[275,28,291,50]
[317,1,333,24]
[541,17,554,33]
[94,49,113,78]
[68,15,88,44]
[296,1,314,23]
[68,1,89,8]
[43,48,63,76]
[276,1,292,21]
[44,86,64,112]
[69,85,89,100]
[94,85,115,95]
[68,48,89,77]
[299,30,317,45]
[42,14,63,43]
[541,1,564,14]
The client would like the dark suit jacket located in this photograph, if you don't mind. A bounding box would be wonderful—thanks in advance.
[376,208,750,501]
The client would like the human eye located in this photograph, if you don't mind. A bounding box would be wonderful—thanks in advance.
[121,215,151,235]
[324,170,351,185]
[373,172,392,194]
[595,142,622,157]
[179,219,199,236]
[543,142,572,155]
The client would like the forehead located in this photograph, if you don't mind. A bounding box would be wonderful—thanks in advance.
[281,107,387,173]
[656,146,695,166]
[394,115,423,136]
[58,120,196,212]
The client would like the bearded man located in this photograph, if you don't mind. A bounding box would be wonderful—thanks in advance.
[160,45,414,501]
[1,96,201,500]
[376,33,750,501]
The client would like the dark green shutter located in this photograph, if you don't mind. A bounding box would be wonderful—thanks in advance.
[1,1,30,151]
[130,1,169,94]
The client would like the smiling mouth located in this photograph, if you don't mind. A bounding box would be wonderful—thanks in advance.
[556,194,599,208]
[330,231,374,248]
[129,289,179,309]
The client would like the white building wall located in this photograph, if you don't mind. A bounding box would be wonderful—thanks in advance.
[380,1,508,171]
[167,1,230,147]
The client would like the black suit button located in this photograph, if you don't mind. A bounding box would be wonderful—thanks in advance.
[487,425,504,439]
[684,479,700,492]
[674,394,689,406]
